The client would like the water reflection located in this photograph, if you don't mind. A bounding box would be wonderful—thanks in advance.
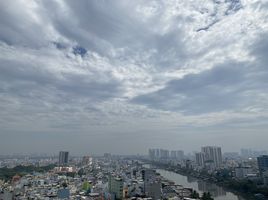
[197,181,226,197]
[156,169,246,200]
[186,176,227,197]
[187,176,197,183]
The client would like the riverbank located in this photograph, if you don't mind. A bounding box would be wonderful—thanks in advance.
[144,161,259,200]
[162,168,251,200]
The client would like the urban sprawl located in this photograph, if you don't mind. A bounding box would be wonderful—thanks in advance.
[0,147,268,200]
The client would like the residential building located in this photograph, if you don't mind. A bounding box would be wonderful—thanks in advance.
[59,151,69,166]
[201,146,222,168]
[195,152,205,167]
[176,150,184,160]
[235,167,253,179]
[108,175,123,200]
[257,155,268,174]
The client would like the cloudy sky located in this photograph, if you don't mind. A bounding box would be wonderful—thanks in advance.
[0,0,268,155]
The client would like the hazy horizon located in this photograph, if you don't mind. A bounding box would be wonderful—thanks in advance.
[0,0,268,155]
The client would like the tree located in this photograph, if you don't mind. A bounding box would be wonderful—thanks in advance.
[201,192,213,200]
[190,190,200,199]
[62,182,68,188]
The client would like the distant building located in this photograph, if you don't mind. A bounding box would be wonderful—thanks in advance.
[170,151,177,159]
[142,168,158,196]
[155,149,160,158]
[148,149,156,160]
[257,155,268,174]
[262,171,268,186]
[201,146,222,168]
[104,153,112,158]
[149,148,170,160]
[223,152,239,159]
[82,156,91,165]
[185,160,193,170]
[142,169,156,182]
[160,149,169,159]
[176,150,184,160]
[257,155,268,185]
[235,167,253,179]
[146,181,161,199]
[57,188,70,199]
[108,175,123,200]
[195,152,205,167]
[59,151,69,166]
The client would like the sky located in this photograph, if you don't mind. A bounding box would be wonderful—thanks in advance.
[0,0,268,155]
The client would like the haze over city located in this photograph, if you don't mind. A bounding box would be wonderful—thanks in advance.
[0,0,268,155]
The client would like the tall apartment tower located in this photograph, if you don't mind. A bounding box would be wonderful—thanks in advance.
[195,152,205,167]
[176,150,184,160]
[257,155,268,185]
[257,155,268,174]
[59,151,69,166]
[201,146,222,168]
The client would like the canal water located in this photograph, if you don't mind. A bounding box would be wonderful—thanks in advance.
[155,168,246,200]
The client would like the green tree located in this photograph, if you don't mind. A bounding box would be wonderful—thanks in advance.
[62,182,68,188]
[190,190,200,199]
[201,192,213,200]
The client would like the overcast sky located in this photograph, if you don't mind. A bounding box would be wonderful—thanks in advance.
[0,0,268,155]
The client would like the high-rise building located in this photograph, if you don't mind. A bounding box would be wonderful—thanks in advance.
[257,155,268,185]
[241,148,253,158]
[195,152,205,167]
[146,181,161,199]
[149,149,162,160]
[257,155,268,175]
[160,149,169,159]
[142,169,156,182]
[176,150,184,160]
[82,156,91,166]
[108,175,123,200]
[142,168,159,198]
[104,153,112,158]
[59,151,69,166]
[155,149,160,159]
[201,146,222,168]
[148,149,156,160]
[170,151,177,159]
[235,167,253,179]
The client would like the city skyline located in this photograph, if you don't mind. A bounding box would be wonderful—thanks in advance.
[1,0,268,155]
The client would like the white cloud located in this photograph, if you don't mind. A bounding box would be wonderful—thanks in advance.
[0,0,268,154]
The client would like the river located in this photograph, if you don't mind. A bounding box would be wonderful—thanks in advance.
[148,166,247,200]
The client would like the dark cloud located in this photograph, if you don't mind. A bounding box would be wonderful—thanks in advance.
[0,57,121,103]
[131,57,268,114]
[250,33,268,68]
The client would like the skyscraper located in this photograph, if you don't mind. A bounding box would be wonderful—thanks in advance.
[257,155,268,174]
[82,156,91,166]
[59,151,69,166]
[257,155,268,185]
[170,150,177,159]
[160,149,169,159]
[176,150,184,160]
[201,146,222,168]
[148,149,156,160]
[195,152,205,167]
